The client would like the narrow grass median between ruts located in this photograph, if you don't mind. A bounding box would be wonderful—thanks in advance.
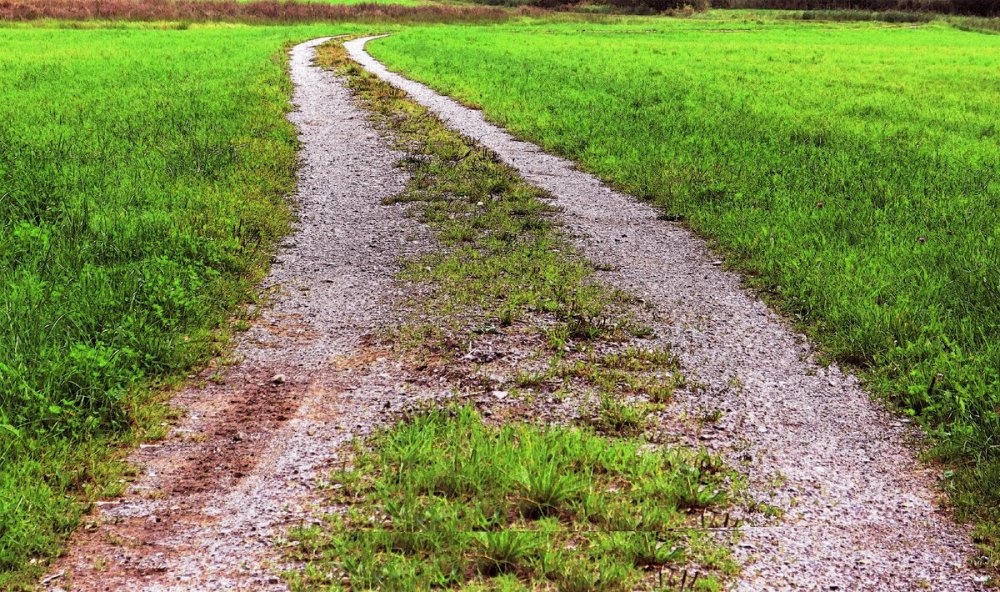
[281,38,740,591]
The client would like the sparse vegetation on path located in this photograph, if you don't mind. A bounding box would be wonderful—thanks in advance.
[282,37,738,591]
[367,16,1000,559]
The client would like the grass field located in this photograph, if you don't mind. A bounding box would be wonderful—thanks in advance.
[0,23,357,588]
[3,9,999,588]
[368,16,1000,533]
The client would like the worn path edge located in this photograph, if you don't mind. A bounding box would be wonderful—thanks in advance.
[346,35,984,591]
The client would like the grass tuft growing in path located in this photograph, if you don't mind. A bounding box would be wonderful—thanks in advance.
[289,407,732,591]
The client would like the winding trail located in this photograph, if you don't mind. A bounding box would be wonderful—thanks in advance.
[347,35,984,591]
[44,38,429,591]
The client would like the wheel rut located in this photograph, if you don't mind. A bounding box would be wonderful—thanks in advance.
[346,35,984,591]
[43,37,430,592]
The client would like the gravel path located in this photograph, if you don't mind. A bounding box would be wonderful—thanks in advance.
[44,38,428,591]
[347,35,985,591]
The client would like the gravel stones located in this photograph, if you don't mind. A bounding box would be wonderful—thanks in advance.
[43,38,428,591]
[347,35,984,591]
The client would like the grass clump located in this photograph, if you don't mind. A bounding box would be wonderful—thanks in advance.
[287,407,734,591]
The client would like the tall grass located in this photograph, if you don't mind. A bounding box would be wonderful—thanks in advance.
[369,17,1000,541]
[0,23,345,588]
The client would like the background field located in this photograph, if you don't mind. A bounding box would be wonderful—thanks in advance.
[3,8,1000,588]
[369,17,1000,528]
[0,23,354,587]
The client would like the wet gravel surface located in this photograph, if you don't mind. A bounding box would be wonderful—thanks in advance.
[44,38,430,591]
[348,35,986,591]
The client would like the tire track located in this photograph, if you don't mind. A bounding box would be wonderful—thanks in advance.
[43,37,429,592]
[346,35,984,591]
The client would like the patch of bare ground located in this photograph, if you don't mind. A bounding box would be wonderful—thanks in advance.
[347,35,986,591]
[42,38,432,591]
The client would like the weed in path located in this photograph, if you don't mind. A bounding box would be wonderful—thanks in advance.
[287,407,734,591]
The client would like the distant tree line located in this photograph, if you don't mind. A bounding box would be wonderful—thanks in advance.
[0,0,513,21]
[474,0,997,17]
[712,0,998,17]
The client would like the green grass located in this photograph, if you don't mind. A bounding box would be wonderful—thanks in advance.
[368,15,1000,551]
[0,23,357,588]
[288,407,734,591]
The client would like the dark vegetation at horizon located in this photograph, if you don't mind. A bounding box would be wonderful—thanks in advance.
[3,0,998,22]
[714,0,997,17]
[0,0,509,23]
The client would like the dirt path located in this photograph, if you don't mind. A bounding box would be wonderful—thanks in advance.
[44,38,429,591]
[347,36,985,591]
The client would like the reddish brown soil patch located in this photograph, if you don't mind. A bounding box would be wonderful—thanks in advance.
[162,369,305,496]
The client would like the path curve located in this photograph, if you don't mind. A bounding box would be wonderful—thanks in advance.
[347,35,984,591]
[44,37,427,591]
